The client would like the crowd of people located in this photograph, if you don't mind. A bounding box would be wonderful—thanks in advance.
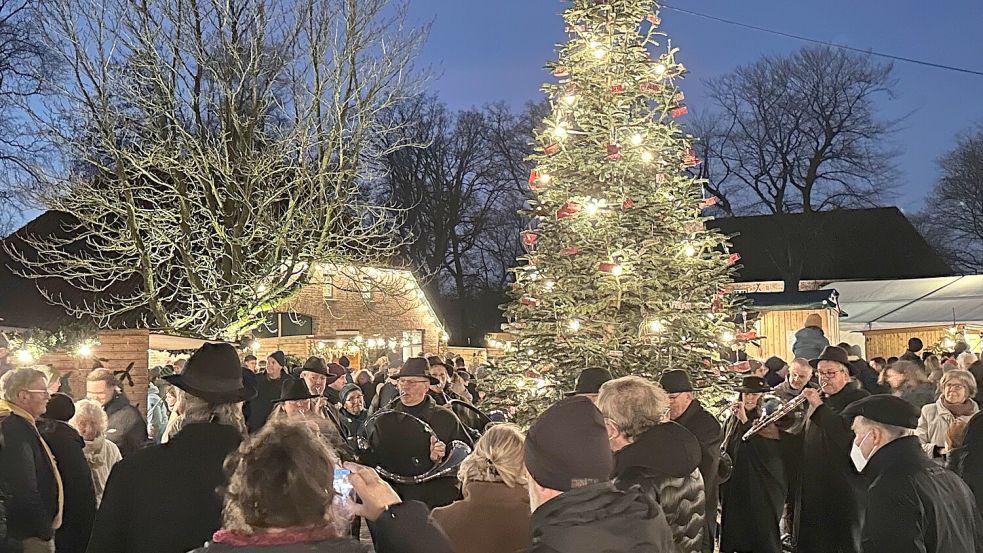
[2,321,983,553]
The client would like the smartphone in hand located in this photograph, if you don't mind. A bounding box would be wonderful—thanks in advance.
[333,468,355,508]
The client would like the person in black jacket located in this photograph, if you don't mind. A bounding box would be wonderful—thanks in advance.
[718,377,786,553]
[844,395,983,552]
[247,351,290,433]
[524,395,674,553]
[795,346,870,553]
[597,376,706,553]
[84,369,147,457]
[338,384,367,442]
[948,412,983,514]
[0,368,63,553]
[85,343,257,553]
[37,394,96,553]
[661,369,722,553]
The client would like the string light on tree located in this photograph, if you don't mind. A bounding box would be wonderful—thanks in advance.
[568,319,582,332]
[630,133,644,146]
[641,151,654,163]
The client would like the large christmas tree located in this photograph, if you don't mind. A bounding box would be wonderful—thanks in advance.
[490,0,738,422]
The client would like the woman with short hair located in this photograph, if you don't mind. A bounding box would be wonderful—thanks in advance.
[916,369,979,463]
[430,424,531,553]
[70,398,122,506]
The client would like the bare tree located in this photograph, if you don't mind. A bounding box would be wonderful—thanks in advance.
[6,0,427,339]
[916,125,983,273]
[694,45,900,215]
[0,0,53,234]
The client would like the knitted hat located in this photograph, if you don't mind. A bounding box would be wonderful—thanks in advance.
[908,338,924,353]
[267,351,287,368]
[43,393,75,422]
[340,383,361,404]
[524,396,614,491]
[804,314,823,328]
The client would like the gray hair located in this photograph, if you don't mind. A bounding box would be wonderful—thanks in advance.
[168,388,246,437]
[71,399,109,437]
[957,352,979,371]
[0,368,46,402]
[856,415,915,442]
[940,369,977,399]
[597,376,669,441]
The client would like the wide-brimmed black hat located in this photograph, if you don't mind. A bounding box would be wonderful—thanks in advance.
[272,379,317,404]
[164,343,257,403]
[736,376,771,394]
[426,355,453,373]
[660,369,696,393]
[394,357,439,385]
[299,356,342,384]
[565,367,613,396]
[809,346,851,371]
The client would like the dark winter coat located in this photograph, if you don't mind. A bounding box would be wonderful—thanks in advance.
[37,419,96,553]
[673,400,722,553]
[0,409,60,542]
[240,368,257,426]
[248,372,289,434]
[792,326,830,361]
[794,381,870,553]
[339,408,367,442]
[103,393,147,457]
[613,422,705,553]
[85,422,243,553]
[528,481,675,553]
[897,383,937,410]
[190,501,451,553]
[719,410,786,553]
[372,381,400,413]
[430,480,531,553]
[849,359,887,395]
[861,435,983,553]
[948,412,983,515]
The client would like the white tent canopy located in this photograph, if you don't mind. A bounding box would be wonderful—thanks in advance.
[823,276,983,332]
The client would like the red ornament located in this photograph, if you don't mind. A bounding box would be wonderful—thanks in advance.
[559,247,579,256]
[683,150,701,166]
[552,67,569,77]
[727,253,742,266]
[730,360,752,373]
[640,82,660,93]
[684,221,704,233]
[528,169,539,184]
[656,173,667,184]
[520,296,539,307]
[521,231,538,247]
[565,24,587,33]
[611,84,625,94]
[598,262,617,273]
[606,144,622,160]
[736,331,759,342]
[700,196,718,208]
[646,14,662,25]
[622,198,634,209]
[671,300,694,310]
[544,143,561,155]
[556,201,580,219]
[671,106,689,118]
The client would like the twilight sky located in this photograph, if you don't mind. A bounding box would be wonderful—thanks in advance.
[404,0,983,210]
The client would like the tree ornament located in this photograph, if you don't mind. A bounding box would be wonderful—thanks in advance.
[598,262,623,276]
[521,231,539,247]
[683,150,701,166]
[606,144,622,160]
[622,198,634,209]
[700,196,718,208]
[646,14,662,25]
[559,247,579,256]
[640,82,660,93]
[611,84,626,94]
[736,330,759,342]
[520,296,540,307]
[671,106,689,118]
[552,66,569,77]
[730,360,751,373]
[556,201,580,219]
[726,253,742,265]
[674,91,685,102]
[544,143,561,155]
[684,221,704,233]
[528,169,540,184]
[656,173,667,184]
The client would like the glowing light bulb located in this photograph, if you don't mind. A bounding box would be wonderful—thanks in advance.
[441,332,450,342]
[250,340,261,351]
[562,94,576,105]
[684,244,696,257]
[257,284,268,294]
[641,151,654,163]
[631,133,643,146]
[721,331,736,343]
[553,125,569,139]
[538,173,552,184]
[527,349,534,356]
[17,349,33,364]
[317,341,327,348]
[611,264,624,277]
[336,340,345,349]
[544,280,556,291]
[649,320,665,334]
[593,47,607,59]
[77,344,93,357]
[568,319,581,332]
[585,199,600,216]
[654,63,667,75]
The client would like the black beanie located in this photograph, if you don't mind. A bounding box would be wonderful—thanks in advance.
[908,338,923,353]
[268,351,287,368]
[43,393,76,422]
[524,395,613,492]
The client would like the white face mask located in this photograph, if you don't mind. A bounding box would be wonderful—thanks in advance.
[850,431,873,472]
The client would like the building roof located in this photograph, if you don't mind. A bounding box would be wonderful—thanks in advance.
[822,276,983,331]
[742,289,844,314]
[707,207,953,283]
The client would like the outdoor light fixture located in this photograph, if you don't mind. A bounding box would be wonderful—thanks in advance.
[77,344,93,357]
[250,340,261,351]
[16,349,33,364]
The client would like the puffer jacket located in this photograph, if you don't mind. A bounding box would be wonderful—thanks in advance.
[916,398,978,460]
[529,481,674,553]
[613,422,706,553]
[791,326,829,361]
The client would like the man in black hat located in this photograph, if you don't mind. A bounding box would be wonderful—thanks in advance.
[565,367,613,403]
[524,395,674,553]
[247,350,289,433]
[298,357,347,438]
[794,346,870,553]
[843,395,983,552]
[86,342,256,553]
[719,376,786,553]
[360,357,471,509]
[661,368,722,553]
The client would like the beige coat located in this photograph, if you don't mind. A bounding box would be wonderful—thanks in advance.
[916,398,978,459]
[430,480,531,553]
[83,435,122,506]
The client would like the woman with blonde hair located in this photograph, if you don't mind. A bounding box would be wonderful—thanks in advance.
[70,398,122,506]
[917,369,979,463]
[430,424,531,553]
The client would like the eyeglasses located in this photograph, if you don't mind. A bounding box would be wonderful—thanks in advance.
[398,379,430,386]
[817,370,846,378]
[944,383,968,390]
[24,389,50,396]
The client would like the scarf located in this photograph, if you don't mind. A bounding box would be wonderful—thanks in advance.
[0,399,64,530]
[212,525,340,546]
[943,399,977,418]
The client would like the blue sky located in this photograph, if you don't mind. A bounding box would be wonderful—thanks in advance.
[404,0,983,210]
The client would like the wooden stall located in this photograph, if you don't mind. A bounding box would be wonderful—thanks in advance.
[741,290,843,363]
